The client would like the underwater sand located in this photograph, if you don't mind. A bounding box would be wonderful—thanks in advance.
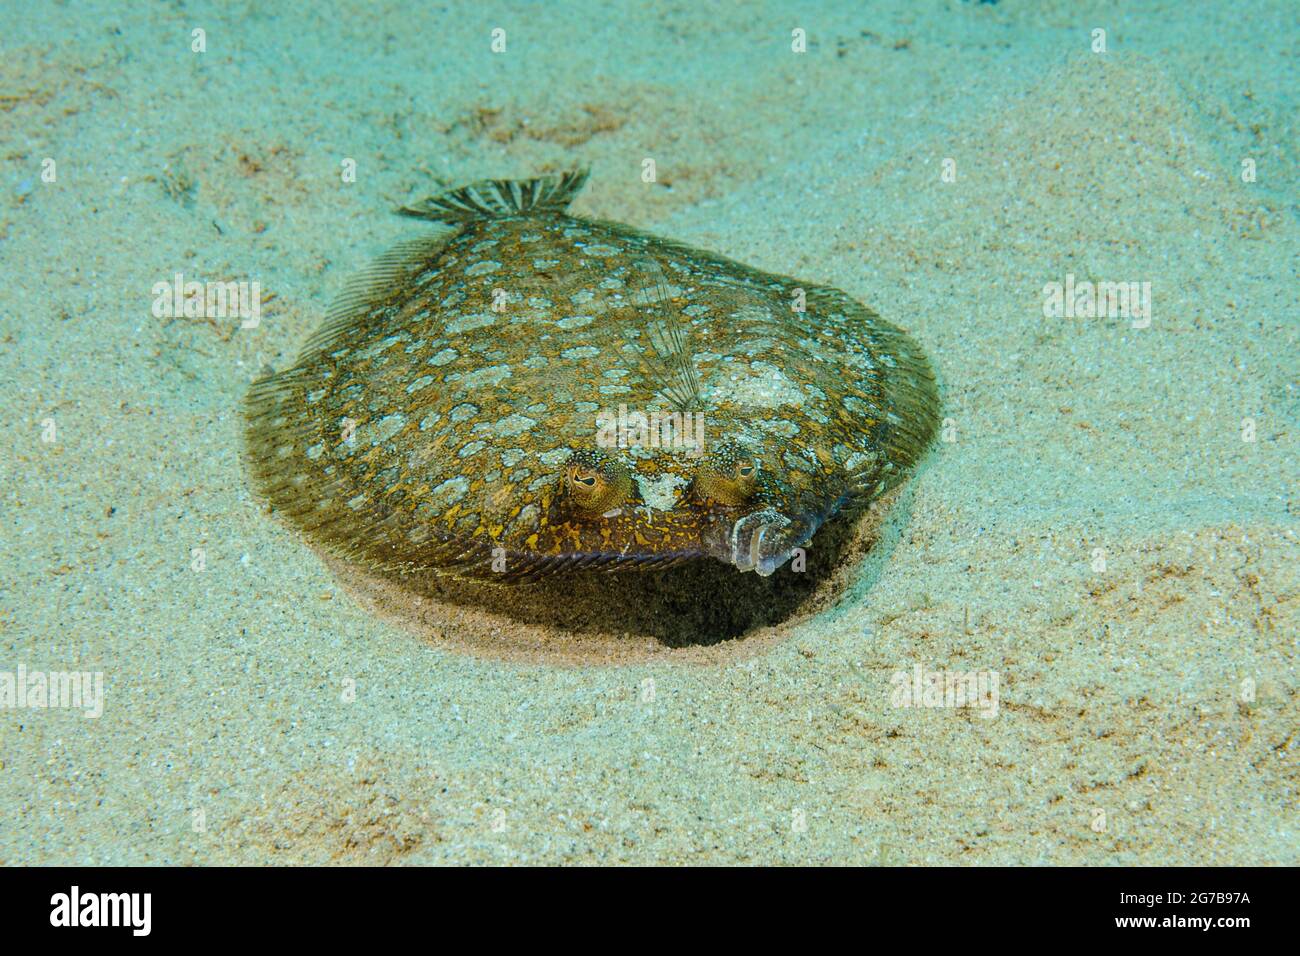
[0,0,1295,864]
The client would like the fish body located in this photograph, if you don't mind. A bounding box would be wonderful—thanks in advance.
[244,170,939,581]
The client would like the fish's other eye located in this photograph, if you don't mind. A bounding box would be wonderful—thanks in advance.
[694,449,760,507]
[562,451,635,517]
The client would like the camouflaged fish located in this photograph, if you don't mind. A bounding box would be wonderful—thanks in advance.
[244,169,939,582]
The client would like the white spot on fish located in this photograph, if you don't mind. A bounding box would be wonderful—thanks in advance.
[478,414,536,437]
[512,503,540,532]
[634,472,688,512]
[371,413,406,444]
[428,476,469,508]
[459,364,511,388]
[706,361,803,408]
[445,312,495,334]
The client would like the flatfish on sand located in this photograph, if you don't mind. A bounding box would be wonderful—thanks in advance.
[243,169,939,586]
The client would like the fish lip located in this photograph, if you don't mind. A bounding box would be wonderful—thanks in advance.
[726,508,793,576]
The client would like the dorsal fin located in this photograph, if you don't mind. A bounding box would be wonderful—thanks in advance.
[295,233,452,362]
[398,168,590,224]
[299,169,589,363]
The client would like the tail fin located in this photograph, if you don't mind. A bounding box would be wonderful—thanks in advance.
[398,168,590,224]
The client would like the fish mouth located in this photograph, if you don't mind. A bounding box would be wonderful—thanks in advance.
[720,508,797,577]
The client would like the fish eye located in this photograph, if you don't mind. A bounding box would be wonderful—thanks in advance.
[562,452,634,517]
[694,449,760,507]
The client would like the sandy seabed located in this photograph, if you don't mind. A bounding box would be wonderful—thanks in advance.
[0,1,1295,864]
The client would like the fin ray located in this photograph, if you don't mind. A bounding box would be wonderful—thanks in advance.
[297,233,455,362]
[602,255,704,413]
[398,168,590,224]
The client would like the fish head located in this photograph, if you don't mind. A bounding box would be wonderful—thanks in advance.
[688,440,825,576]
[542,437,829,578]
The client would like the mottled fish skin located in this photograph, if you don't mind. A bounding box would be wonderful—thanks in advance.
[243,170,940,582]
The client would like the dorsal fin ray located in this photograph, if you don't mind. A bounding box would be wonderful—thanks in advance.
[296,233,453,362]
[285,169,591,366]
[398,168,590,224]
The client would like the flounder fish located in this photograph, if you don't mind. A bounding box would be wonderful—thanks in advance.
[244,170,939,584]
